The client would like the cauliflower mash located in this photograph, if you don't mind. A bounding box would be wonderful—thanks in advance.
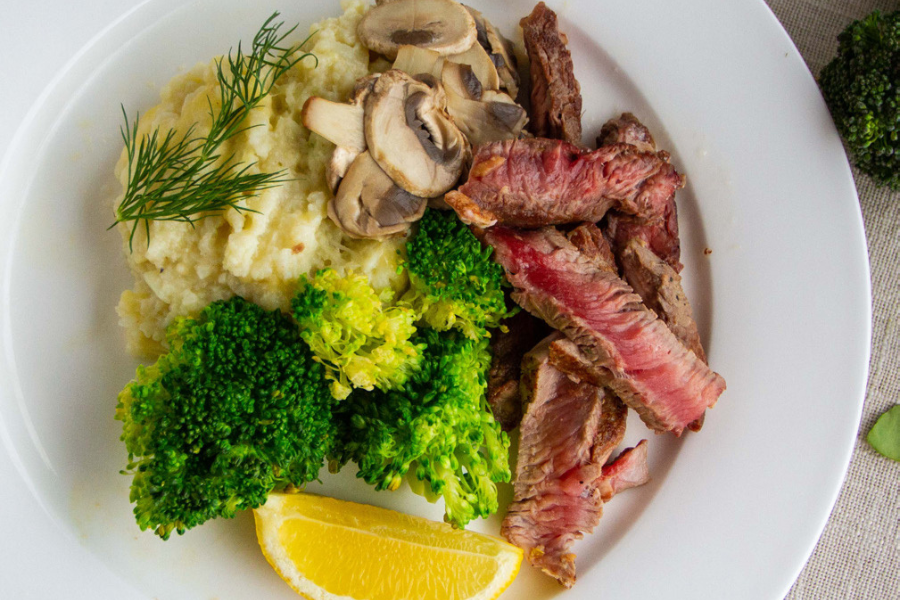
[115,1,401,355]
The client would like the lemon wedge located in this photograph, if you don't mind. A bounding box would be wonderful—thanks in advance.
[254,493,522,600]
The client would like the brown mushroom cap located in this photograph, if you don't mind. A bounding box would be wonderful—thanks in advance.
[357,0,477,60]
[364,70,469,198]
[328,151,427,239]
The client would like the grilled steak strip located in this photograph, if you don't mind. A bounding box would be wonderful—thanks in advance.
[487,310,547,430]
[567,222,705,363]
[598,114,709,427]
[445,138,684,228]
[502,333,630,587]
[485,225,725,435]
[521,2,583,145]
[599,113,682,271]
[597,440,650,501]
[566,223,618,274]
[597,112,656,153]
[619,239,706,362]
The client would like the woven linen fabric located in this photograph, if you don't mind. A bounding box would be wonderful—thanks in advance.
[764,1,900,598]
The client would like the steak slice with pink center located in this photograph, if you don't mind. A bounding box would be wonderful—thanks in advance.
[599,113,683,271]
[445,138,684,228]
[597,440,650,502]
[502,333,633,587]
[485,225,725,435]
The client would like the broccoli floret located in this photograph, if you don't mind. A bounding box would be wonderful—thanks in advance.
[403,209,516,340]
[115,297,335,540]
[820,10,900,188]
[292,269,424,400]
[331,328,511,528]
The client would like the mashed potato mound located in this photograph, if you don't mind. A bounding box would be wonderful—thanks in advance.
[116,1,403,356]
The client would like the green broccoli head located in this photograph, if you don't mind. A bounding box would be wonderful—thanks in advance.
[820,10,900,189]
[331,328,511,528]
[116,297,335,540]
[403,209,516,340]
[292,269,424,400]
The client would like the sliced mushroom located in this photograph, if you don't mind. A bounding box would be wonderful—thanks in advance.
[326,146,359,194]
[393,45,446,78]
[441,60,483,100]
[301,98,365,150]
[328,151,427,239]
[463,6,520,97]
[442,63,527,147]
[481,90,518,105]
[446,42,500,91]
[444,94,528,147]
[365,70,469,198]
[358,0,477,60]
[303,75,381,193]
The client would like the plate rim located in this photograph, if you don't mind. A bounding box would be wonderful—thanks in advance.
[0,0,873,598]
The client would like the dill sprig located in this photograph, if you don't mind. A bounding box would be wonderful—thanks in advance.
[114,13,318,250]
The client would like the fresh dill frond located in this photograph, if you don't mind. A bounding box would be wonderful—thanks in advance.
[114,13,318,250]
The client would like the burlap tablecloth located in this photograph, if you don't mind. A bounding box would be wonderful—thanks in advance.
[762,1,900,598]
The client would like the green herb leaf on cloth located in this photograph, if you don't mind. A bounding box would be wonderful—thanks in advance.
[867,404,900,461]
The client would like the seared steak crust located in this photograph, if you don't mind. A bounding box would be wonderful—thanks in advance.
[599,113,682,271]
[566,223,617,274]
[502,333,629,587]
[606,206,682,272]
[619,239,706,363]
[521,2,583,145]
[597,112,656,153]
[485,225,725,435]
[445,138,684,228]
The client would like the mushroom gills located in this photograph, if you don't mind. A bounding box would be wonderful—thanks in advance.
[364,70,469,198]
[442,63,527,146]
[445,94,528,147]
[328,151,427,239]
[446,42,500,91]
[357,0,477,60]
[463,5,520,97]
[441,60,483,100]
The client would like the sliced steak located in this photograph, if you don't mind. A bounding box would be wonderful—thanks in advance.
[485,225,726,435]
[521,2,583,145]
[598,114,709,427]
[598,440,650,501]
[487,310,547,430]
[502,333,629,587]
[606,204,682,272]
[598,113,682,271]
[445,138,684,228]
[566,223,704,362]
[548,335,608,387]
[619,239,706,363]
[566,222,617,274]
[619,239,707,431]
[597,112,656,153]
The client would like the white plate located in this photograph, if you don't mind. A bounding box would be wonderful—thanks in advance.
[0,0,871,598]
